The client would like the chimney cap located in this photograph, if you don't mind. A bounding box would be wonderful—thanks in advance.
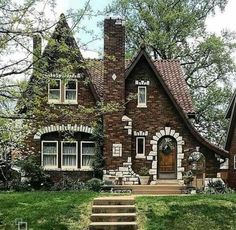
[105,16,125,26]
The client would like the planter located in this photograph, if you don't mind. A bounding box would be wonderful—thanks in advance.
[140,176,149,185]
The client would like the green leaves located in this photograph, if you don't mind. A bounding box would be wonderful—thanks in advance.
[107,0,235,145]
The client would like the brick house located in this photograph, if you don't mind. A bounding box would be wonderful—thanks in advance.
[21,14,231,185]
[225,91,236,188]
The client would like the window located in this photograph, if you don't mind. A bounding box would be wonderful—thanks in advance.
[81,141,95,169]
[138,86,147,107]
[64,80,77,103]
[234,155,236,169]
[136,137,145,157]
[61,141,77,169]
[48,79,61,103]
[42,141,58,168]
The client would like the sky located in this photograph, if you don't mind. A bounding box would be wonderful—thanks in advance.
[50,0,236,58]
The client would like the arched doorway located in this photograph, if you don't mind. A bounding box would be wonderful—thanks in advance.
[158,136,177,179]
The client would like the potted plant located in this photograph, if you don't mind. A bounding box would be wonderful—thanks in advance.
[139,167,150,185]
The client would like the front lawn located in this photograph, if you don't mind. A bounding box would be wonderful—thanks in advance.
[136,194,236,230]
[0,191,97,229]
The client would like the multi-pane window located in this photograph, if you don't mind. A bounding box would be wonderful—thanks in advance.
[48,80,61,103]
[138,86,147,107]
[136,137,145,155]
[65,80,77,103]
[234,155,236,169]
[61,142,77,168]
[42,141,58,168]
[81,142,95,169]
[48,79,77,104]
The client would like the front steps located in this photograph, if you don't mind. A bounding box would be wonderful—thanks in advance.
[113,180,184,195]
[89,197,137,230]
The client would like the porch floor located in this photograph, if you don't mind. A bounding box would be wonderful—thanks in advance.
[111,180,185,195]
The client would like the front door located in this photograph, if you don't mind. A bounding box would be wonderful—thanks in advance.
[158,137,177,179]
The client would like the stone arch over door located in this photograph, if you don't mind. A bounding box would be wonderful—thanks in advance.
[148,127,185,184]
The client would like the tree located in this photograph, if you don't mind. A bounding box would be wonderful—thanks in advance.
[0,0,103,172]
[106,0,236,146]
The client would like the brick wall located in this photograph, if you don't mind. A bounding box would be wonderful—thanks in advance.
[125,56,220,178]
[228,124,236,187]
[103,18,132,170]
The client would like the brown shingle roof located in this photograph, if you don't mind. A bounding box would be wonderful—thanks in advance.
[153,60,195,114]
[86,58,195,114]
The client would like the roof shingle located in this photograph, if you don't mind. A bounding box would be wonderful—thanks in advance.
[86,58,195,114]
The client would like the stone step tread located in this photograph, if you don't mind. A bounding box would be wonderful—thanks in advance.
[94,197,134,200]
[91,213,136,217]
[90,222,137,226]
[93,205,135,208]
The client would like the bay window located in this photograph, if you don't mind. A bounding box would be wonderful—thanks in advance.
[42,141,58,168]
[61,141,77,169]
[81,141,95,169]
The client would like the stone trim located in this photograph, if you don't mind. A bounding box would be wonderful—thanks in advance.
[134,131,148,136]
[122,115,132,135]
[148,127,185,184]
[112,144,122,157]
[34,124,93,140]
[135,80,150,85]
[103,157,139,185]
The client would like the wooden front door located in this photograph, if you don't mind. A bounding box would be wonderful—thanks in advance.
[158,137,177,179]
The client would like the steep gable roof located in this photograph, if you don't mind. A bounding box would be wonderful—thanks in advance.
[124,48,228,158]
[225,90,236,151]
[87,54,195,116]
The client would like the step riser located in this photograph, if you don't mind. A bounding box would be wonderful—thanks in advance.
[132,191,181,194]
[91,216,136,222]
[92,207,136,213]
[89,225,137,230]
[93,200,134,205]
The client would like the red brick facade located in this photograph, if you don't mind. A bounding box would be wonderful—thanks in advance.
[22,15,232,185]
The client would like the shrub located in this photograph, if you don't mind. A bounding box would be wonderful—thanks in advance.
[50,176,85,191]
[205,179,235,194]
[139,167,149,176]
[16,155,53,190]
[85,178,103,192]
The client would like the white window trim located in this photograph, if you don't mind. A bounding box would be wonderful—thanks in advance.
[136,137,145,158]
[41,141,58,170]
[137,86,147,108]
[64,79,78,104]
[81,141,96,170]
[48,79,61,104]
[61,141,78,170]
[234,155,236,170]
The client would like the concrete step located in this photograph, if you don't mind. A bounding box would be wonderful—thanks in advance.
[93,197,134,206]
[132,190,182,195]
[89,221,137,230]
[92,205,136,213]
[91,213,136,222]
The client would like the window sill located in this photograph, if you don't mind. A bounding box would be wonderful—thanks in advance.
[47,101,78,105]
[136,154,146,159]
[43,168,93,171]
[137,105,147,108]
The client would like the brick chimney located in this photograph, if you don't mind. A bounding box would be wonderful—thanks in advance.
[103,17,125,105]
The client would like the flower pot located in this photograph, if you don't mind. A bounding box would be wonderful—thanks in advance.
[140,176,149,185]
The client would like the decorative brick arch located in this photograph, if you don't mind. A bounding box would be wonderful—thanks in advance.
[33,124,94,140]
[148,127,185,184]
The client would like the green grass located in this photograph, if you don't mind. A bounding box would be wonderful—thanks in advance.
[0,191,97,230]
[136,194,236,230]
